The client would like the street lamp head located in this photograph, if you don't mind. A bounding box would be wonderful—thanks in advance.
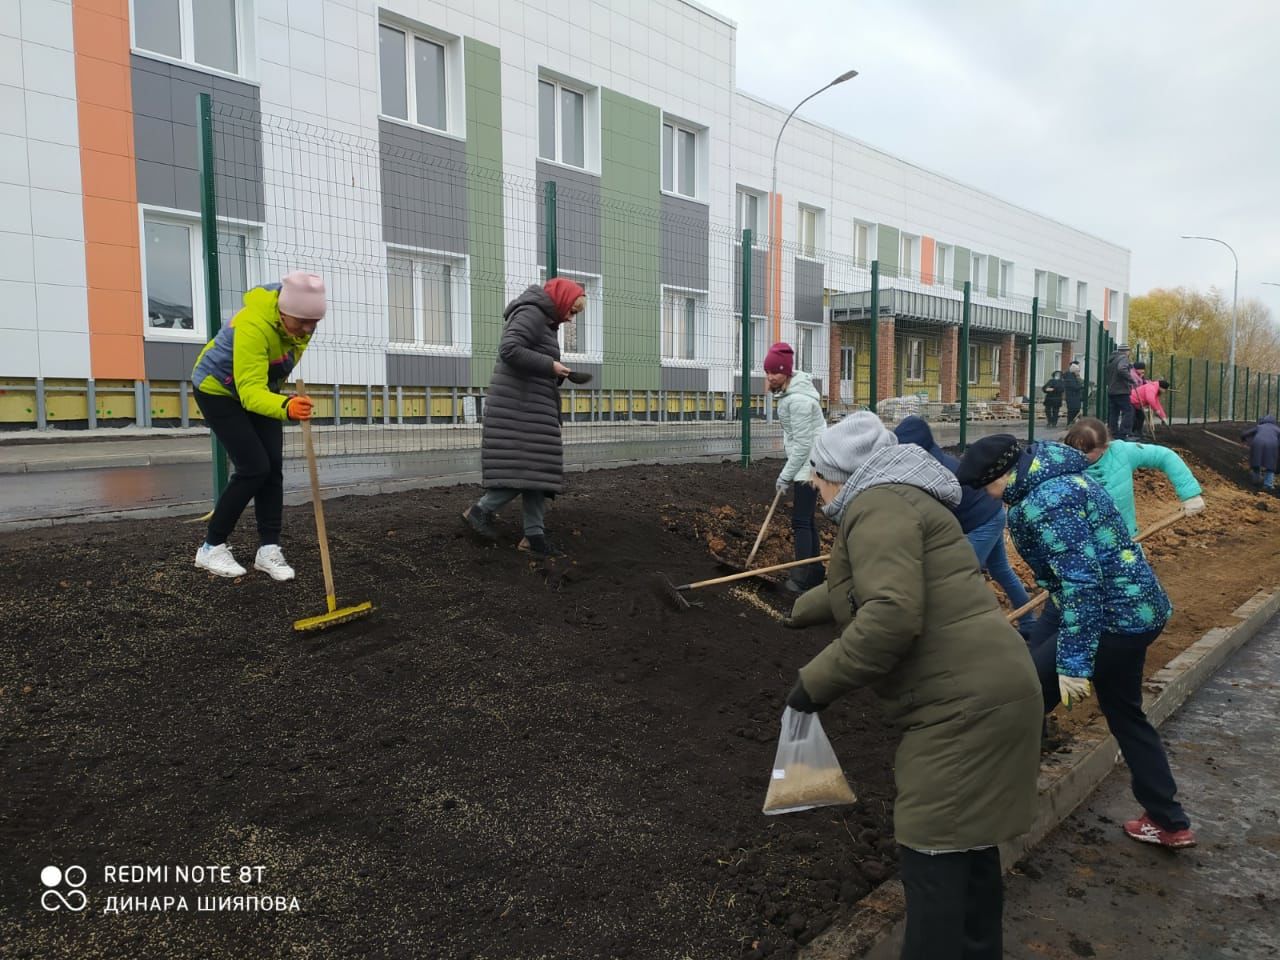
[833,69,859,85]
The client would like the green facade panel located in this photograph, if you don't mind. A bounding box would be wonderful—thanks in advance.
[600,88,660,390]
[464,38,506,386]
[953,247,970,292]
[876,225,900,278]
[987,255,999,298]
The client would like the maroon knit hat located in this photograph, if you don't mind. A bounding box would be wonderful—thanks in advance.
[763,341,794,377]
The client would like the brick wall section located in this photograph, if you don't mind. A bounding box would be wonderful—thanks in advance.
[939,326,958,402]
[876,318,896,403]
[1060,340,1074,370]
[828,322,843,406]
[1000,334,1017,400]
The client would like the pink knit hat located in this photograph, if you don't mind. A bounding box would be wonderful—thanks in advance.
[763,341,794,377]
[278,271,327,320]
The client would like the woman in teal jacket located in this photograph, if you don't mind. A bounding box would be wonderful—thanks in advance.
[1062,417,1204,535]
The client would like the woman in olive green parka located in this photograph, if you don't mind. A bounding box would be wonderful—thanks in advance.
[784,411,1041,960]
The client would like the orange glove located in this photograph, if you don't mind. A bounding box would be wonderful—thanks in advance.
[285,394,313,421]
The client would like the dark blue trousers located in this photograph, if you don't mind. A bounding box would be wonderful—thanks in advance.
[1025,601,1190,831]
[791,482,824,589]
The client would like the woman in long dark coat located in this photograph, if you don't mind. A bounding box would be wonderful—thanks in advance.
[1242,414,1280,490]
[462,277,585,557]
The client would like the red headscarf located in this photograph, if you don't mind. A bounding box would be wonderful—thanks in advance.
[544,277,586,323]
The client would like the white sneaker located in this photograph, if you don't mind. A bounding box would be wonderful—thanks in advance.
[195,542,247,578]
[253,545,296,582]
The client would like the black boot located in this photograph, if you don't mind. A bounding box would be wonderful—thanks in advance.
[462,505,498,542]
[519,534,563,558]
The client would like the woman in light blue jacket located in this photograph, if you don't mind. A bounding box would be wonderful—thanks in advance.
[764,342,827,593]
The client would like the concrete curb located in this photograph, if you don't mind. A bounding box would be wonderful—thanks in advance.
[804,585,1280,960]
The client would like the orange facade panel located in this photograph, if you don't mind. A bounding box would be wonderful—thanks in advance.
[920,236,936,284]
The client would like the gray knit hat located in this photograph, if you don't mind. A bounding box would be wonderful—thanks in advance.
[809,411,898,484]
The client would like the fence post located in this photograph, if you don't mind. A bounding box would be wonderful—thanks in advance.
[740,228,752,467]
[1218,363,1225,422]
[197,92,229,499]
[869,260,880,414]
[1028,295,1038,443]
[87,378,97,429]
[1082,309,1092,417]
[1202,360,1209,424]
[1095,322,1105,418]
[959,280,971,451]
[35,378,46,430]
[545,181,557,279]
[1185,357,1192,424]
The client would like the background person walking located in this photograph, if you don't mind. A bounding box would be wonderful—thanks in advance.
[189,271,324,580]
[1105,344,1140,439]
[764,342,826,594]
[1242,414,1280,491]
[1041,370,1064,427]
[1062,361,1084,424]
[463,277,585,558]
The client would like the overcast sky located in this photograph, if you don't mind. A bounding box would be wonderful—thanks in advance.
[711,0,1280,319]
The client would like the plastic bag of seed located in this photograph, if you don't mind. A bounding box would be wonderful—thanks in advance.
[762,707,857,815]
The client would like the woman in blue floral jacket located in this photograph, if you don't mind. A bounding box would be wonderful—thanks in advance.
[956,436,1197,850]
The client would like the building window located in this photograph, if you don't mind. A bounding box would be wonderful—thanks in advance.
[142,211,254,336]
[799,205,821,258]
[387,250,469,349]
[538,78,586,169]
[999,260,1013,297]
[971,254,985,290]
[839,346,855,383]
[1034,269,1048,303]
[1076,281,1088,315]
[1057,275,1069,309]
[854,220,877,266]
[901,234,919,279]
[662,118,698,199]
[1053,350,1062,372]
[906,338,924,382]
[379,23,448,132]
[968,344,979,383]
[737,188,764,238]
[734,316,769,370]
[132,0,242,74]
[935,244,952,285]
[797,322,822,373]
[1108,290,1122,324]
[661,287,705,361]
[991,345,1002,379]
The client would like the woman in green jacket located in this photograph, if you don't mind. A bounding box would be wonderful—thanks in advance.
[785,412,1042,960]
[189,272,324,580]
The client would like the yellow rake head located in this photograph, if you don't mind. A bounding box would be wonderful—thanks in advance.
[293,597,374,632]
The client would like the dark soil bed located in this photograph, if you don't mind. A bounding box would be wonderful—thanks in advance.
[0,461,896,960]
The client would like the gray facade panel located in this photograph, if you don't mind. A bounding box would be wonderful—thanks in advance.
[536,161,600,276]
[130,56,263,221]
[794,258,824,326]
[379,119,468,254]
[386,352,472,388]
[661,365,709,391]
[659,194,709,291]
[732,243,768,315]
[144,340,203,381]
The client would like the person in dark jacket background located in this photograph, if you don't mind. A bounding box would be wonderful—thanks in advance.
[1041,371,1064,426]
[895,416,1036,627]
[462,277,585,558]
[1242,414,1280,491]
[1061,361,1084,424]
[1105,345,1140,440]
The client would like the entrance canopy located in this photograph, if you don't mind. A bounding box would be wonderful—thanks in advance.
[830,287,1079,342]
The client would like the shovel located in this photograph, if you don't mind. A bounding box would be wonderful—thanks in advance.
[292,379,374,632]
[1005,507,1189,624]
[654,554,829,611]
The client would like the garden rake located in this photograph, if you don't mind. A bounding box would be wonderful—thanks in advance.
[292,379,373,632]
[653,554,829,612]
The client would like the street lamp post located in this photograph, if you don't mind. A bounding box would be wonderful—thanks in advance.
[768,69,858,340]
[1181,234,1239,418]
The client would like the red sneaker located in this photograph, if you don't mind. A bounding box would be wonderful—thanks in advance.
[1123,812,1197,848]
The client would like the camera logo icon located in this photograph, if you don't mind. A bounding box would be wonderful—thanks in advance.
[41,865,87,912]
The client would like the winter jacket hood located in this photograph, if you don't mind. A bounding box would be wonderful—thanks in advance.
[504,285,562,328]
[776,371,825,485]
[893,416,1001,533]
[824,442,962,523]
[1086,440,1201,536]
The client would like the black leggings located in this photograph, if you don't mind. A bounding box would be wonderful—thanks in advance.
[899,846,1003,960]
[194,390,284,548]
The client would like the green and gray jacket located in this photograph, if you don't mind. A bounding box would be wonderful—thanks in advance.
[191,284,311,420]
[791,443,1042,851]
[775,370,825,485]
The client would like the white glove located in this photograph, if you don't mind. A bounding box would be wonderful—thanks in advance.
[776,477,791,495]
[1059,675,1093,709]
[1182,495,1205,516]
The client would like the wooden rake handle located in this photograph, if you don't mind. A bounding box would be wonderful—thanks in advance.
[296,379,337,614]
[745,488,784,568]
[1005,507,1189,623]
[680,554,830,592]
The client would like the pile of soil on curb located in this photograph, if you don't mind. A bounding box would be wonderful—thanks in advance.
[0,462,897,960]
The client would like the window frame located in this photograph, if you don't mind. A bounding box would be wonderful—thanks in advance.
[538,74,594,172]
[1076,280,1088,315]
[736,188,765,240]
[661,117,701,201]
[661,285,708,364]
[971,253,985,289]
[377,18,457,136]
[129,0,248,80]
[991,345,1002,380]
[968,344,980,384]
[999,260,1013,298]
[934,243,953,286]
[1057,275,1070,310]
[901,233,920,279]
[798,205,823,259]
[139,205,260,342]
[386,245,472,354]
[796,321,823,373]
[539,268,603,360]
[853,220,878,266]
[733,314,770,373]
[906,337,925,382]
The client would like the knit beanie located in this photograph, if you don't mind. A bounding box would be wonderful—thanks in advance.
[544,277,586,323]
[809,411,897,484]
[763,342,794,377]
[278,271,326,320]
[955,434,1022,488]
